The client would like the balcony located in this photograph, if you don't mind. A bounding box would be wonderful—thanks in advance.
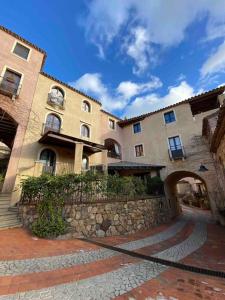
[42,123,61,135]
[107,151,121,159]
[168,146,186,160]
[0,76,21,98]
[34,161,74,176]
[47,92,65,109]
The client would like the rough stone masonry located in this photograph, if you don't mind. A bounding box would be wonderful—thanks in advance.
[19,196,173,237]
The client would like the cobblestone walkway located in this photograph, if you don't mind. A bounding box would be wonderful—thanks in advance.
[0,207,224,299]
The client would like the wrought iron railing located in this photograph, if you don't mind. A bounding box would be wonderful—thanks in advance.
[0,76,21,98]
[168,146,186,160]
[47,93,65,108]
[34,161,74,177]
[107,151,121,159]
[42,123,61,135]
[21,177,162,205]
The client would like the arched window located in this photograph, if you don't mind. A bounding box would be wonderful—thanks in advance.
[81,124,90,138]
[82,100,91,112]
[104,139,121,159]
[39,149,56,174]
[45,114,61,134]
[82,155,89,171]
[48,86,65,107]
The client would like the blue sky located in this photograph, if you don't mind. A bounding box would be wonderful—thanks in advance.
[1,0,225,118]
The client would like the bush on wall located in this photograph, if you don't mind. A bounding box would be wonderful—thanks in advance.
[21,175,67,238]
[21,173,164,237]
[146,176,164,195]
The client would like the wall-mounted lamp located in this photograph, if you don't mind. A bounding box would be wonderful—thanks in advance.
[198,164,208,172]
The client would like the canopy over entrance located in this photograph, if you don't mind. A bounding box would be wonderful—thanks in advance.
[39,131,106,154]
[108,161,165,176]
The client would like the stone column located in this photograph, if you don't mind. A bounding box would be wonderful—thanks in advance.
[74,142,83,174]
[2,125,25,193]
[102,149,108,174]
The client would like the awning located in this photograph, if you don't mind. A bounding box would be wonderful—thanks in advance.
[108,161,165,170]
[38,131,106,153]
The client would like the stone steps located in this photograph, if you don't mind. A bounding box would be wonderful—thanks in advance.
[0,193,22,229]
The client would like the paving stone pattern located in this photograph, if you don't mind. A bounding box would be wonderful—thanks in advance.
[0,219,187,276]
[0,221,207,300]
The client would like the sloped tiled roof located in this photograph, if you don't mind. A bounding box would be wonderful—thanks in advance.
[118,86,225,127]
[41,72,102,105]
[108,161,165,169]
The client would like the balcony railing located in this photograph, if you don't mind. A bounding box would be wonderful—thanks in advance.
[0,76,21,98]
[42,123,61,135]
[168,146,186,160]
[107,151,121,159]
[47,93,65,109]
[34,161,74,176]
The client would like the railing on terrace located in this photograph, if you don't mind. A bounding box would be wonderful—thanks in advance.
[20,178,164,206]
[42,123,61,135]
[0,76,21,98]
[33,161,74,176]
[107,151,121,159]
[168,146,186,160]
[47,93,65,109]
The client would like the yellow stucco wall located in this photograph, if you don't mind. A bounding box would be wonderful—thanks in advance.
[14,73,123,182]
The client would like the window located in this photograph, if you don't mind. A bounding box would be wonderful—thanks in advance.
[164,111,176,124]
[13,42,30,60]
[0,69,21,96]
[82,100,91,112]
[48,86,65,107]
[133,122,141,134]
[135,144,144,157]
[104,139,121,159]
[168,136,184,160]
[44,114,61,134]
[39,149,56,174]
[81,124,90,138]
[109,119,115,130]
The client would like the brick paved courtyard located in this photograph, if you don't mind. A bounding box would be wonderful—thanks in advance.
[0,206,224,299]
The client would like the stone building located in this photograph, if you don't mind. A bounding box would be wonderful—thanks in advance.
[1,25,225,225]
[203,102,225,222]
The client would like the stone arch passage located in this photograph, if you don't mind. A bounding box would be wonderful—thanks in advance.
[164,170,210,217]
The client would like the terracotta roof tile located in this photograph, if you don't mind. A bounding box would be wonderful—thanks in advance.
[118,85,225,127]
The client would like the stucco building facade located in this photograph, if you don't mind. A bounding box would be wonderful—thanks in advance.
[1,25,225,224]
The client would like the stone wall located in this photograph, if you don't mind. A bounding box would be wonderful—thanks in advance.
[19,196,173,237]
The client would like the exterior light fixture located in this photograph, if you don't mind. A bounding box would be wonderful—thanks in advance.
[198,164,208,172]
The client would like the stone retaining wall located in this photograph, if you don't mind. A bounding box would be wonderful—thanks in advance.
[19,196,173,237]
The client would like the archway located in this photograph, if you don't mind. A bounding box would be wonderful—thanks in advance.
[0,109,18,192]
[104,139,121,159]
[164,170,211,217]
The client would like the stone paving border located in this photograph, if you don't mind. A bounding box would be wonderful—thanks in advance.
[0,219,187,276]
[0,222,207,299]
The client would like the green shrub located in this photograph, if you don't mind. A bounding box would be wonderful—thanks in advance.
[32,196,66,238]
[21,173,151,237]
[146,176,164,195]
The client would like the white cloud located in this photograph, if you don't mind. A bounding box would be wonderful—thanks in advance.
[83,0,225,74]
[201,41,225,77]
[71,73,120,110]
[124,81,195,117]
[123,26,154,75]
[117,76,162,99]
[70,73,162,111]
